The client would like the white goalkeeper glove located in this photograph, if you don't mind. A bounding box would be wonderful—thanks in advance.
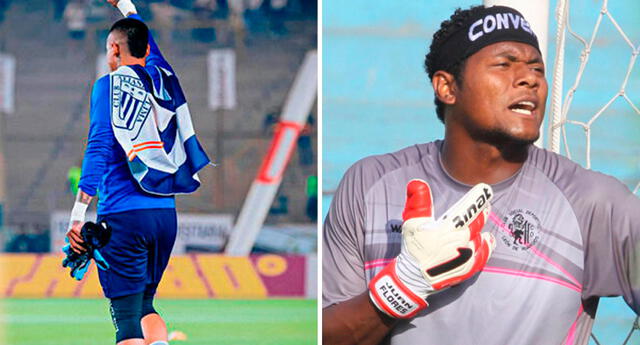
[369,179,496,318]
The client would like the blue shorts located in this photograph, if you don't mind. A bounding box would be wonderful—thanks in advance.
[96,208,177,299]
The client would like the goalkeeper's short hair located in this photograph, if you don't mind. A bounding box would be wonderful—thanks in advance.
[424,5,485,123]
[109,17,149,58]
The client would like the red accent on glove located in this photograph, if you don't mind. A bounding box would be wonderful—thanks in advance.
[469,209,486,236]
[402,179,433,221]
[468,209,486,249]
[369,259,429,319]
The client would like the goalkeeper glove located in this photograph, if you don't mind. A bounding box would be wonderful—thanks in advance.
[62,221,112,280]
[369,179,496,318]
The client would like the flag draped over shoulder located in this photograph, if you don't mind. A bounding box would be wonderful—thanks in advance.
[110,64,210,195]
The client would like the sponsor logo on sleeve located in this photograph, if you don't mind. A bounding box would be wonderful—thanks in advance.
[387,219,403,233]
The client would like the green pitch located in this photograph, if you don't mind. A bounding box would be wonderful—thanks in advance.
[1,298,317,345]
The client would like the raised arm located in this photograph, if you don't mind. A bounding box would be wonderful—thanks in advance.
[107,0,172,71]
[323,162,496,344]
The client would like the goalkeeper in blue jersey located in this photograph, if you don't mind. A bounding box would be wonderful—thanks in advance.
[64,0,209,344]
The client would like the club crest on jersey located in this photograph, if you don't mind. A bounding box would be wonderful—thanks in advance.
[500,209,541,252]
[111,74,152,140]
[452,187,492,229]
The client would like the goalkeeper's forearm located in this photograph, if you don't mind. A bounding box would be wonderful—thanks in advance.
[323,292,397,345]
[69,188,94,228]
[66,188,94,253]
[75,188,94,206]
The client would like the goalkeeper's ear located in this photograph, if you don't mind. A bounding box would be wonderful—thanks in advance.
[432,70,457,107]
[108,39,122,59]
[144,44,150,59]
[114,43,121,58]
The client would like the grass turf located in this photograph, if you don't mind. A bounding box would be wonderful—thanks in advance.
[1,298,317,345]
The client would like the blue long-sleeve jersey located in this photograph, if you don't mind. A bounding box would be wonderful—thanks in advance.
[78,14,175,215]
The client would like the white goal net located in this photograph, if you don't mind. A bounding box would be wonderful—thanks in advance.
[548,0,639,344]
[549,0,639,196]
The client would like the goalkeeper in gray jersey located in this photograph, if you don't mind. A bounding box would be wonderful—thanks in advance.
[323,5,640,345]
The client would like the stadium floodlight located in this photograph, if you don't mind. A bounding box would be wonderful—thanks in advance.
[225,50,318,256]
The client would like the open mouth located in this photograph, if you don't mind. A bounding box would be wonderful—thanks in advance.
[508,101,536,116]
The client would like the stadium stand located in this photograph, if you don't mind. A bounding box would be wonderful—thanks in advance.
[0,0,317,252]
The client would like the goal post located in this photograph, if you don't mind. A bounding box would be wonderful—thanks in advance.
[224,51,318,256]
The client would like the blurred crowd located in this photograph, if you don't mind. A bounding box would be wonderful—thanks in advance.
[52,0,316,43]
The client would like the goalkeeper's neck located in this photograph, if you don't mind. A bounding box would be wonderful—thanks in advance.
[440,129,531,186]
[120,56,146,68]
[118,44,149,69]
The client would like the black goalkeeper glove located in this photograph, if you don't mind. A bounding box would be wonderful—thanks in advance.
[62,221,112,280]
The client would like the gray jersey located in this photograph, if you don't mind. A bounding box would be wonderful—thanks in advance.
[323,140,640,345]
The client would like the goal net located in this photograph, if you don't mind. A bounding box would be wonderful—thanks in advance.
[548,0,639,344]
[549,0,639,196]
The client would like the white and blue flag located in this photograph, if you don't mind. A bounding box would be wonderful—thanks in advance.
[110,64,210,195]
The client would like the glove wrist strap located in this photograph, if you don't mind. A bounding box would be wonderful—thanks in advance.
[69,201,88,224]
[368,259,428,319]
